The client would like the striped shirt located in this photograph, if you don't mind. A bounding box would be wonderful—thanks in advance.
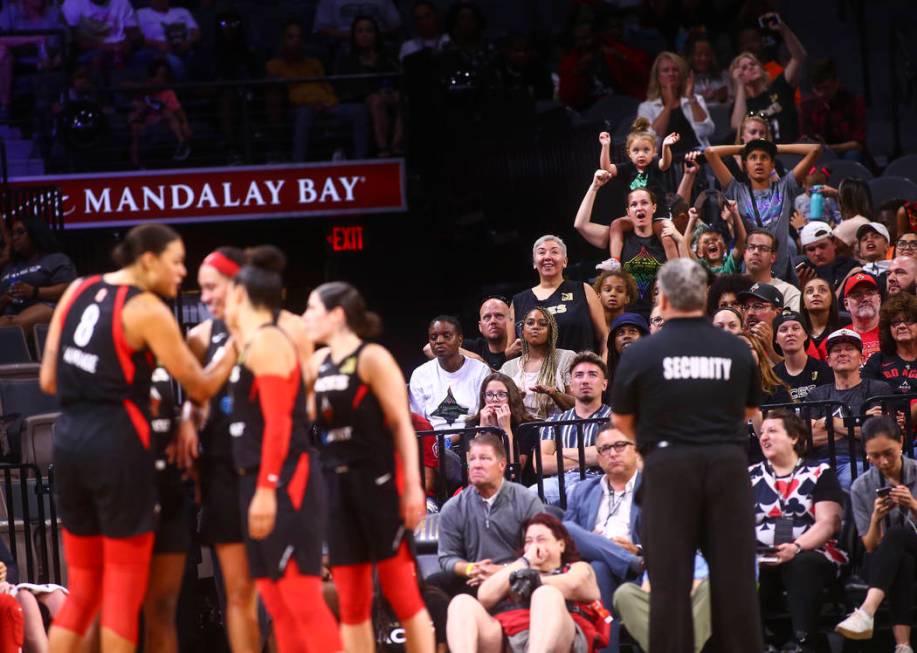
[539,404,612,450]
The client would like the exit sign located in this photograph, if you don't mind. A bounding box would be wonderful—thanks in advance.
[328,225,364,252]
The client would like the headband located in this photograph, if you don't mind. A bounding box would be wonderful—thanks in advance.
[202,251,241,278]
[808,166,830,177]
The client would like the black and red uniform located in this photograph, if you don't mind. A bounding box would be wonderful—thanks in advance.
[228,331,323,579]
[198,318,245,545]
[54,276,157,537]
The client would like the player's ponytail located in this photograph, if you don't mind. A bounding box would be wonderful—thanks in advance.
[112,223,181,267]
[314,281,382,339]
[235,245,285,311]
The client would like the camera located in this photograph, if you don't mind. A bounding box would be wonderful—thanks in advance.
[757,13,780,29]
[508,568,542,606]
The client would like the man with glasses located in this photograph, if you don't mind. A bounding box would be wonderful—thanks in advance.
[842,273,882,359]
[886,256,917,297]
[649,305,665,334]
[738,282,784,364]
[563,423,642,653]
[743,229,800,311]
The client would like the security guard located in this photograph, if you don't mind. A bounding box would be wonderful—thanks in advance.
[611,258,763,653]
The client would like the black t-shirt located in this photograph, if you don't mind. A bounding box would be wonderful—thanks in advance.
[745,72,799,143]
[773,356,834,402]
[862,353,917,395]
[615,159,671,218]
[611,317,761,450]
[620,232,666,317]
[804,378,894,459]
[463,337,507,371]
[512,279,596,353]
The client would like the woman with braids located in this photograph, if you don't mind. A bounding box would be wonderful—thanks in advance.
[500,306,575,420]
[304,281,433,653]
[223,246,341,652]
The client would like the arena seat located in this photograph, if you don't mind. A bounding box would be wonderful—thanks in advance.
[826,159,873,184]
[868,175,917,206]
[884,154,917,183]
[0,364,40,381]
[0,327,31,365]
[0,377,59,462]
[32,324,49,362]
[19,413,59,475]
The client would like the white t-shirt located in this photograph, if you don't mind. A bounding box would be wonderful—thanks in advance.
[137,7,197,45]
[409,356,491,431]
[312,0,401,34]
[62,0,138,44]
[499,349,575,420]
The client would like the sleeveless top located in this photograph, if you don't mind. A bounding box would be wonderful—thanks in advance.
[314,342,394,469]
[150,366,179,459]
[512,280,596,353]
[228,326,310,472]
[56,275,154,412]
[200,319,234,460]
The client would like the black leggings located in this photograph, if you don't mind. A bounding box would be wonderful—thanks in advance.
[758,551,836,637]
[869,525,917,626]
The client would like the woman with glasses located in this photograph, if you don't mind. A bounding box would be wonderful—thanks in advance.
[799,277,845,360]
[465,372,535,471]
[835,416,917,651]
[895,233,917,259]
[751,409,846,652]
[862,294,917,398]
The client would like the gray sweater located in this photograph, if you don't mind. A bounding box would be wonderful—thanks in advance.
[437,480,544,573]
[850,456,917,537]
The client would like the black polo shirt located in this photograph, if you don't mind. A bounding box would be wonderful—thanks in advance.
[611,317,761,450]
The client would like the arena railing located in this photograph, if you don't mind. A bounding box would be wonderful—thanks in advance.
[0,462,59,585]
[415,426,508,506]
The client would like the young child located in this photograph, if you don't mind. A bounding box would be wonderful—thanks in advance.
[598,117,680,268]
[129,59,192,167]
[794,166,840,224]
[683,200,746,274]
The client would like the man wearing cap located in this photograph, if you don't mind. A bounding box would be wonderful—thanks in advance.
[856,222,891,276]
[805,328,892,490]
[738,282,784,364]
[772,312,834,401]
[743,229,801,311]
[886,256,917,297]
[796,221,858,291]
[841,272,882,360]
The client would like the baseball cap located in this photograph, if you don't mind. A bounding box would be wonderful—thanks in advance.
[772,311,807,355]
[799,221,833,247]
[741,138,777,160]
[611,312,649,336]
[842,272,879,296]
[832,215,870,247]
[737,282,784,309]
[856,221,891,242]
[824,328,863,353]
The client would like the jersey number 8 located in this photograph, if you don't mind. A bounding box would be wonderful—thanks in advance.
[73,304,101,347]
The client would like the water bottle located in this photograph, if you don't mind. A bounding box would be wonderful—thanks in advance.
[809,185,824,221]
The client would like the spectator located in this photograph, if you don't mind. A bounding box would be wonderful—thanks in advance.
[856,222,892,276]
[435,1,496,108]
[425,296,519,370]
[805,329,892,490]
[842,272,882,360]
[0,217,75,332]
[683,202,746,275]
[773,312,834,402]
[433,433,544,597]
[887,256,917,297]
[743,228,801,311]
[796,221,859,292]
[712,306,743,335]
[722,112,786,185]
[799,276,844,360]
[266,20,368,162]
[464,372,535,473]
[752,410,846,651]
[831,178,874,251]
[128,58,191,166]
[800,58,869,163]
[0,0,65,121]
[835,416,917,649]
[447,514,605,653]
[894,232,917,260]
[862,293,917,395]
[409,315,491,431]
[334,16,402,157]
[738,333,791,406]
[135,0,199,80]
[705,273,753,315]
[649,305,665,334]
[738,282,783,364]
[535,352,612,506]
[563,423,642,653]
[685,33,729,105]
[638,50,715,152]
[61,0,141,70]
[499,306,574,420]
[399,1,448,61]
[896,203,917,246]
[606,313,648,388]
[593,270,637,331]
[794,166,841,224]
[706,139,821,282]
[312,0,401,46]
[510,235,607,355]
[729,15,807,142]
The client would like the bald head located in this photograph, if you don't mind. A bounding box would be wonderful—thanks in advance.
[887,257,917,296]
[478,297,510,343]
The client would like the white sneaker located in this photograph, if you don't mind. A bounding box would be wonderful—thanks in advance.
[834,608,874,640]
[595,258,621,272]
[894,645,914,653]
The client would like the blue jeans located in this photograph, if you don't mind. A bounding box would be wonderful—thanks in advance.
[531,469,600,506]
[819,455,851,492]
[292,102,369,162]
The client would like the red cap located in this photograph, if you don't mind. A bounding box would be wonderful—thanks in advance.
[843,272,878,296]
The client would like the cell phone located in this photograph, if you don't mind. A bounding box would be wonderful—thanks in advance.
[876,487,893,498]
[757,13,780,29]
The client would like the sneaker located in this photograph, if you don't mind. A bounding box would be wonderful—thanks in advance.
[834,608,874,640]
[894,645,914,653]
[595,258,621,272]
[173,141,191,161]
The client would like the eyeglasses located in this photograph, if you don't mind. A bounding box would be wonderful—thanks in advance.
[742,302,773,312]
[649,316,664,326]
[896,240,917,250]
[484,391,509,400]
[597,441,634,455]
[891,318,917,327]
[746,244,774,253]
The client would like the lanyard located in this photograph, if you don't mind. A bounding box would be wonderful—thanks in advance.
[746,183,764,227]
[602,488,628,532]
[769,458,802,515]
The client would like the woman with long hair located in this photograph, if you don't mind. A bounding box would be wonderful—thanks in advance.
[499,306,575,420]
[685,34,729,105]
[799,277,843,360]
[638,50,714,151]
[39,224,235,653]
[831,178,875,251]
[304,281,433,653]
[224,247,342,652]
[465,372,535,465]
[738,334,791,405]
[862,293,917,397]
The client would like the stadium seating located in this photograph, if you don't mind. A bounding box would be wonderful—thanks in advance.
[884,154,917,183]
[868,175,917,206]
[0,376,58,462]
[826,159,873,184]
[0,326,31,365]
[32,324,49,362]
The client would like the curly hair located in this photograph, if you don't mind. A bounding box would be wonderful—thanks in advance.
[593,270,638,312]
[706,274,754,316]
[878,293,917,357]
[520,513,581,566]
[466,372,535,429]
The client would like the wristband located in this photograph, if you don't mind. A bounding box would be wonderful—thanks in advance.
[518,556,531,568]
[465,562,475,577]
[792,542,802,555]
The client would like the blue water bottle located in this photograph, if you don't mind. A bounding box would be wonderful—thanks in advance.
[809,185,824,220]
